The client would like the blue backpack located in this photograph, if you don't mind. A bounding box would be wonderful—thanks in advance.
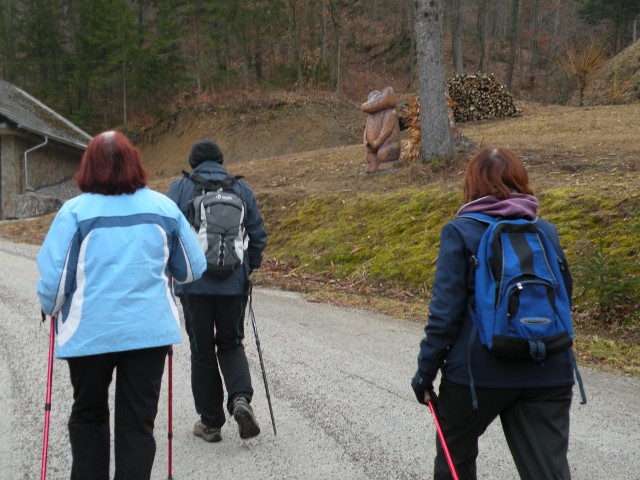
[462,212,574,360]
[461,212,586,408]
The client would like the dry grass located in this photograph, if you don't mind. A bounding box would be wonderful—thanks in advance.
[461,101,639,163]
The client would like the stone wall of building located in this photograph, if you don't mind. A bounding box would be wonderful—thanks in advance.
[1,135,21,219]
[1,132,82,219]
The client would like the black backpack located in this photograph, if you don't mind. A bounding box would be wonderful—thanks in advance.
[184,171,248,278]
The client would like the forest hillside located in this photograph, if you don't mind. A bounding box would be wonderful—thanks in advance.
[2,0,640,133]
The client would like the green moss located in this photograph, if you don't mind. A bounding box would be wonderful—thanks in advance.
[264,184,639,325]
[582,336,640,375]
[266,190,461,291]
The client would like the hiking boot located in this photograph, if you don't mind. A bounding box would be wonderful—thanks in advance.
[193,420,222,443]
[232,397,260,439]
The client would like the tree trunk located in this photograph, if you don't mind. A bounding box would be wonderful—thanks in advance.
[477,0,487,72]
[289,0,304,90]
[505,0,520,92]
[489,0,501,60]
[254,50,264,83]
[122,59,127,125]
[414,0,455,161]
[452,0,464,73]
[193,14,201,90]
[329,0,342,94]
[400,0,410,37]
[528,0,540,87]
[321,2,328,63]
[408,0,416,86]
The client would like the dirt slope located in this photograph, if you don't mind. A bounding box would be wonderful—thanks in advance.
[139,99,365,178]
[584,40,640,106]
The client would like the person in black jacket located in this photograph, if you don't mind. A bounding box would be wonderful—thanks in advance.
[411,148,576,480]
[167,139,267,442]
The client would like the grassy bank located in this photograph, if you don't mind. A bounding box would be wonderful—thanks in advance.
[255,180,639,375]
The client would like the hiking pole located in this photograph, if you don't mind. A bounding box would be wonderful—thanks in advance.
[167,345,174,480]
[247,283,276,435]
[428,400,459,480]
[167,274,174,479]
[41,313,55,480]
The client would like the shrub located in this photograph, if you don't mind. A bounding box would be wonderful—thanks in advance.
[574,238,640,325]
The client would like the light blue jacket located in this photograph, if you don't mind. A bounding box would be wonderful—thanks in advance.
[37,187,207,358]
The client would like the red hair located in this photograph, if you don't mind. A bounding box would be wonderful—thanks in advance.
[75,131,148,195]
[462,148,533,203]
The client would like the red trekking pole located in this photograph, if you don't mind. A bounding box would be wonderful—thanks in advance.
[41,314,55,480]
[428,400,460,480]
[167,345,174,479]
[166,273,175,479]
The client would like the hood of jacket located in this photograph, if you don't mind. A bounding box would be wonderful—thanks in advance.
[457,194,539,219]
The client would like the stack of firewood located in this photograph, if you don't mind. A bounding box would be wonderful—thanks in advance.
[446,72,519,122]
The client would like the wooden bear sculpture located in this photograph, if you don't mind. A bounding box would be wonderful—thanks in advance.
[360,87,401,173]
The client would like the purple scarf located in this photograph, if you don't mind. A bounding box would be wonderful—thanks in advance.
[457,194,539,219]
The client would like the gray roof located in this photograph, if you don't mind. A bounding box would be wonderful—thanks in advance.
[0,79,92,150]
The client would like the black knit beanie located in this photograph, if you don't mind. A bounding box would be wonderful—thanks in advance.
[188,140,224,168]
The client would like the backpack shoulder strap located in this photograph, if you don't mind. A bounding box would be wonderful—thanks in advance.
[458,212,497,224]
[185,171,236,192]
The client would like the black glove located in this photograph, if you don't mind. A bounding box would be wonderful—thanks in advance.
[411,372,434,405]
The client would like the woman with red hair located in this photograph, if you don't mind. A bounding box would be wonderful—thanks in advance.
[412,148,578,479]
[37,131,206,480]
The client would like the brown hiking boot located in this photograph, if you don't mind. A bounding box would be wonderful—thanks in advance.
[193,420,222,443]
[232,397,260,439]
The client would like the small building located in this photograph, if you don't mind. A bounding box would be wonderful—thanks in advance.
[0,79,92,219]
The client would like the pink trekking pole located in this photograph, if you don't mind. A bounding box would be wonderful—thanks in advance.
[167,345,174,480]
[428,400,460,480]
[41,315,55,480]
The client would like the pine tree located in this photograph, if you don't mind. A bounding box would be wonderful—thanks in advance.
[578,0,640,51]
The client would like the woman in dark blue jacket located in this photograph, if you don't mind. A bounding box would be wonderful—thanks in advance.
[411,148,576,480]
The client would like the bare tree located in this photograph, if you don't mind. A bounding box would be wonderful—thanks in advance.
[408,0,416,86]
[528,0,540,87]
[505,0,520,91]
[415,0,455,161]
[477,0,488,72]
[559,41,607,107]
[451,0,464,73]
[329,0,342,104]
[288,0,304,90]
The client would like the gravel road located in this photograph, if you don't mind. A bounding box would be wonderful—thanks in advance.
[0,236,638,479]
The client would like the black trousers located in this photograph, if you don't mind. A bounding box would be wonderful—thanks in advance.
[182,294,254,428]
[433,379,572,480]
[66,346,168,480]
